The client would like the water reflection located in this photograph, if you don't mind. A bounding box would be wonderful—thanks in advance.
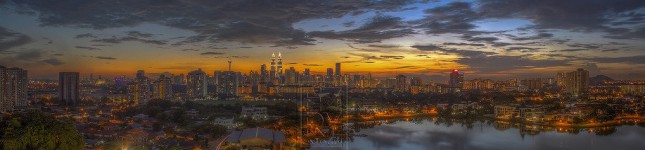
[310,118,645,150]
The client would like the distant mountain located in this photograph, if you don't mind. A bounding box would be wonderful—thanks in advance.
[590,75,614,85]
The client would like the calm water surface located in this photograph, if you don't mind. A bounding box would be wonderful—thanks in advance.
[311,120,645,150]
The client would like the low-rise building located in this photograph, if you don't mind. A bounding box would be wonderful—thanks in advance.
[214,116,239,129]
[241,106,268,120]
[225,127,286,150]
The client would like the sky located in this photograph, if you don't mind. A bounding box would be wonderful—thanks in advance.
[1,0,645,81]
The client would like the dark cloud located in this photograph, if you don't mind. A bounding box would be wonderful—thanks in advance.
[5,0,423,45]
[380,55,405,59]
[568,43,601,49]
[309,15,414,43]
[601,49,620,52]
[200,52,225,55]
[457,55,570,73]
[418,2,480,34]
[181,49,199,51]
[15,50,43,60]
[230,56,249,59]
[74,33,97,39]
[40,58,65,65]
[556,49,587,52]
[91,36,167,45]
[510,32,554,41]
[391,65,421,69]
[410,44,444,51]
[94,56,117,60]
[342,21,355,27]
[303,64,322,67]
[505,47,543,52]
[126,31,153,38]
[75,46,101,50]
[587,55,645,64]
[367,44,401,48]
[479,0,645,40]
[479,0,645,31]
[442,42,485,47]
[0,26,32,51]
[463,36,499,43]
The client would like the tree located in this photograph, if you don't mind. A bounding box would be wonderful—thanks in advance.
[0,111,84,149]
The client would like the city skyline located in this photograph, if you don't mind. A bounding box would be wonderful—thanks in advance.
[1,0,645,80]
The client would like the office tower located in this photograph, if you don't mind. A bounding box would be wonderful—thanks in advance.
[260,64,268,82]
[136,70,145,79]
[326,68,334,85]
[304,68,310,76]
[131,70,152,105]
[59,72,80,106]
[270,53,276,81]
[566,68,589,98]
[411,77,422,86]
[277,52,283,77]
[0,66,27,112]
[217,71,239,97]
[521,78,544,91]
[556,72,566,89]
[335,63,341,76]
[395,75,408,92]
[173,73,186,85]
[187,68,208,98]
[285,67,299,85]
[449,69,464,93]
[153,75,173,100]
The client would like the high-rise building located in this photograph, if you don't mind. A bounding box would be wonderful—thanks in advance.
[270,53,277,81]
[556,72,566,89]
[410,77,422,86]
[260,64,268,82]
[395,75,408,92]
[153,75,173,100]
[326,68,334,85]
[335,63,341,76]
[277,52,283,77]
[187,68,208,98]
[216,71,239,97]
[0,66,28,112]
[566,68,589,98]
[136,70,145,79]
[59,72,80,106]
[285,67,299,85]
[449,69,464,93]
[130,70,152,105]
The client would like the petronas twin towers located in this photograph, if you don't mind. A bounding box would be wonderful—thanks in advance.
[270,52,283,80]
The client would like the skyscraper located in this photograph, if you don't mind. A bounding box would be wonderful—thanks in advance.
[449,69,464,93]
[216,71,239,97]
[395,75,408,92]
[335,63,341,76]
[270,53,276,81]
[153,75,173,100]
[0,66,27,112]
[326,68,334,85]
[260,64,268,82]
[285,67,299,85]
[566,68,589,98]
[131,70,152,105]
[187,68,208,98]
[556,72,566,89]
[277,52,283,77]
[59,72,80,106]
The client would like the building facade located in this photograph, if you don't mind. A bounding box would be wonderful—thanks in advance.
[59,72,80,106]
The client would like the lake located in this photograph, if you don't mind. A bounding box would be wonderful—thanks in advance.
[310,119,645,150]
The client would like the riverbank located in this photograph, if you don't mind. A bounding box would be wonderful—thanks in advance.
[347,113,645,128]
